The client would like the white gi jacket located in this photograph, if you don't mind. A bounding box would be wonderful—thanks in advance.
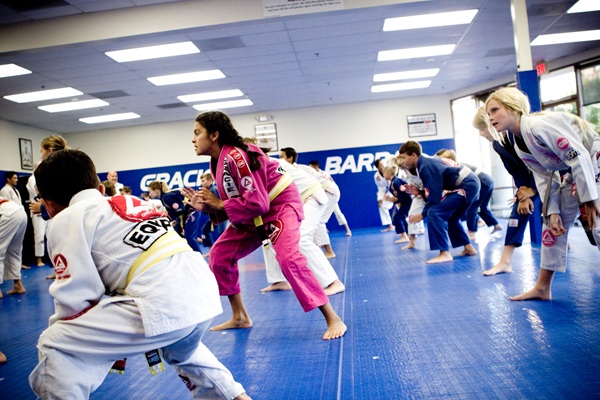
[46,189,222,337]
[517,113,600,215]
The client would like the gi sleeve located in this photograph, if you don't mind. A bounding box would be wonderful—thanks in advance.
[46,213,106,326]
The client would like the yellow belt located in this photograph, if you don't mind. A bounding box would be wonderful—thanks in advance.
[126,231,192,287]
[301,182,322,202]
[267,172,293,202]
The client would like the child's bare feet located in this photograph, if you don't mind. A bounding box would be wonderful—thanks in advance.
[483,261,512,276]
[323,319,347,340]
[345,231,352,236]
[6,281,25,295]
[324,251,336,259]
[402,241,416,250]
[381,225,394,232]
[46,274,56,280]
[233,392,252,400]
[426,252,453,264]
[21,264,31,270]
[510,286,551,301]
[210,317,253,331]
[491,224,503,234]
[261,281,292,292]
[458,244,477,257]
[324,279,345,296]
[0,351,6,364]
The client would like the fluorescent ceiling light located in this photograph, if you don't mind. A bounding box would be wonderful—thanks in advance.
[568,0,600,13]
[378,45,455,61]
[374,68,440,82]
[4,87,83,103]
[383,9,478,31]
[148,70,225,86]
[0,63,32,78]
[371,80,431,93]
[531,29,600,46]
[105,41,200,62]
[178,89,244,103]
[38,99,109,113]
[193,99,253,111]
[80,112,140,124]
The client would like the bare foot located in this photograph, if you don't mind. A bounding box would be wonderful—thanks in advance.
[46,274,56,280]
[324,252,336,259]
[458,244,477,257]
[37,263,45,267]
[402,241,416,250]
[261,281,292,292]
[510,286,551,301]
[210,318,253,331]
[426,254,453,264]
[322,319,347,340]
[394,236,409,244]
[491,224,503,234]
[21,265,31,270]
[0,351,6,364]
[381,226,394,232]
[345,231,352,236]
[233,393,252,400]
[6,288,26,295]
[324,280,345,296]
[483,262,513,276]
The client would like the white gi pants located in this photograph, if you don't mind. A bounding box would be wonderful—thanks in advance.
[540,173,600,272]
[314,188,340,247]
[31,213,48,258]
[333,205,347,226]
[29,299,245,400]
[264,197,338,287]
[378,199,393,226]
[407,196,425,235]
[0,205,27,284]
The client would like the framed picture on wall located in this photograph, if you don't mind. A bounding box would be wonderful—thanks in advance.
[254,123,278,153]
[407,113,437,138]
[19,138,34,170]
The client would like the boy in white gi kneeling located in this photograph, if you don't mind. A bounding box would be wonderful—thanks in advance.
[29,149,250,400]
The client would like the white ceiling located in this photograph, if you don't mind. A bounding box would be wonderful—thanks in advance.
[0,0,599,134]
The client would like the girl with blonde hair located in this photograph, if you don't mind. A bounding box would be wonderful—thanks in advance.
[485,87,600,300]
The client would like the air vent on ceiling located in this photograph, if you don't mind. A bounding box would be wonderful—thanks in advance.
[195,36,246,51]
[157,103,188,109]
[484,48,514,58]
[89,90,130,100]
[0,0,69,12]
[527,3,570,17]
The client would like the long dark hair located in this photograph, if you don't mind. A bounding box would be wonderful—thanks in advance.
[195,111,262,171]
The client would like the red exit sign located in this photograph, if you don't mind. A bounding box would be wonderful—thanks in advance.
[536,62,546,75]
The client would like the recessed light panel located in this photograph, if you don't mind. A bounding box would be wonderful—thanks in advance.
[148,70,226,86]
[0,63,32,78]
[384,9,478,31]
[4,87,83,103]
[80,113,140,124]
[38,99,109,113]
[568,0,600,13]
[374,69,440,82]
[371,81,431,93]
[106,41,200,62]
[531,30,600,46]
[193,99,253,111]
[378,45,455,61]
[178,89,244,103]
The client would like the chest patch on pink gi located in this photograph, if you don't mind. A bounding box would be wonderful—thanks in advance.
[541,229,557,247]
[108,195,165,222]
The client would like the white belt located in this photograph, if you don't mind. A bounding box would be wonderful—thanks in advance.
[455,166,471,187]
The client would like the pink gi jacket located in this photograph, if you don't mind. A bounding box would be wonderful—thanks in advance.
[210,143,304,226]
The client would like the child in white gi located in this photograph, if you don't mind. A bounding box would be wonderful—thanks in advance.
[0,197,28,298]
[29,149,250,400]
[486,87,600,300]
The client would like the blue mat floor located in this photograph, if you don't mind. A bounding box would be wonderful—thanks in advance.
[1,219,599,399]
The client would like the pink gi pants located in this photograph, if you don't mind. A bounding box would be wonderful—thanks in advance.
[210,204,328,312]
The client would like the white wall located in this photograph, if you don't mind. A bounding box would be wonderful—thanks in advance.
[60,94,453,173]
[0,119,53,172]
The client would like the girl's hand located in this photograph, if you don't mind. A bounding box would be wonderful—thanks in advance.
[549,214,566,236]
[516,186,536,201]
[517,198,534,215]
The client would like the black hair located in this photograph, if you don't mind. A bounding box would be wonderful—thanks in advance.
[280,147,298,163]
[4,171,17,183]
[35,149,100,206]
[195,111,262,171]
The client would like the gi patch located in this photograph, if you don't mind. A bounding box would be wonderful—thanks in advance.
[267,220,284,244]
[108,195,165,222]
[124,217,171,250]
[556,137,569,150]
[541,229,557,247]
[565,148,580,161]
[508,219,519,227]
[241,175,253,190]
[53,254,71,280]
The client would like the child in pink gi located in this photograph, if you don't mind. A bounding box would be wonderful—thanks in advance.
[183,111,346,340]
